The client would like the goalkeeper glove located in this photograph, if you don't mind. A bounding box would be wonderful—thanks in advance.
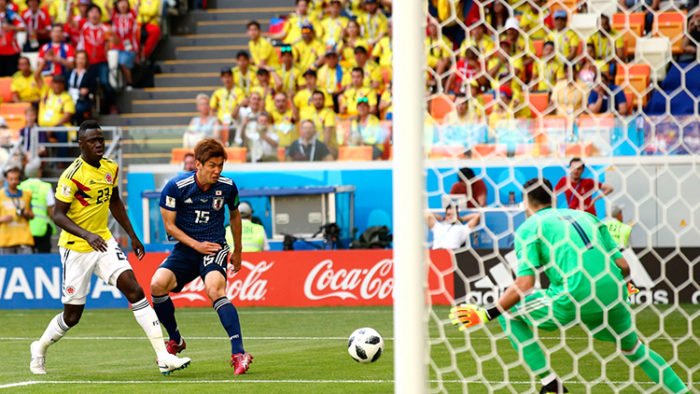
[449,304,490,331]
[626,282,640,299]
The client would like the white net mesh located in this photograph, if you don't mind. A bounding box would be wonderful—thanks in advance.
[422,0,700,391]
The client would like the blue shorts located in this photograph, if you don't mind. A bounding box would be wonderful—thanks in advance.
[118,50,137,69]
[160,242,230,293]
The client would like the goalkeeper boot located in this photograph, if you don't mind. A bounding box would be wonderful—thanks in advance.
[165,338,186,355]
[29,341,46,375]
[231,352,254,375]
[540,379,569,394]
[157,353,191,375]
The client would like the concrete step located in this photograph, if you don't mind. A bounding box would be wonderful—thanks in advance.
[120,112,198,127]
[189,8,291,22]
[195,20,263,34]
[175,44,247,59]
[127,86,221,100]
[210,0,292,8]
[130,99,196,113]
[158,58,236,73]
[154,72,221,87]
[170,33,249,47]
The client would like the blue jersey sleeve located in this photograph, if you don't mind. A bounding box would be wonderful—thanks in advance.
[228,183,240,210]
[159,180,179,211]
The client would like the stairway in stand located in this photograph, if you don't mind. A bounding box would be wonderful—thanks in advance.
[101,0,292,165]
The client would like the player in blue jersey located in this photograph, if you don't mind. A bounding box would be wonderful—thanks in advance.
[150,139,253,375]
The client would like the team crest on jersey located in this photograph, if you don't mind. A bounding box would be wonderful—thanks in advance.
[66,286,75,295]
[105,173,113,184]
[213,197,224,210]
[215,190,222,196]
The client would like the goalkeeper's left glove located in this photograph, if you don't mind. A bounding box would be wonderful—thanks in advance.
[449,304,490,331]
[626,282,640,299]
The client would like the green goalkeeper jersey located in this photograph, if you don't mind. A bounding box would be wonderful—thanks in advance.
[515,207,626,313]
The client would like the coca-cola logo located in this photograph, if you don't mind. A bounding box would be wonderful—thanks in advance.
[303,259,394,301]
[172,261,273,302]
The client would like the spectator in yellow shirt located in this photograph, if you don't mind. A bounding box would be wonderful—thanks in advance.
[247,20,279,69]
[231,51,258,95]
[354,45,383,91]
[546,10,580,64]
[210,68,244,127]
[425,18,451,88]
[519,0,551,41]
[271,0,319,44]
[502,17,535,69]
[349,97,384,160]
[358,0,388,46]
[251,68,280,113]
[587,14,625,75]
[293,24,325,72]
[0,167,34,254]
[338,20,368,68]
[293,69,332,118]
[316,48,349,112]
[276,45,304,94]
[36,73,75,128]
[11,57,41,103]
[532,41,564,92]
[319,0,348,46]
[270,92,298,148]
[551,64,589,117]
[459,23,495,60]
[378,83,392,120]
[371,19,392,68]
[301,90,336,151]
[136,0,161,59]
[340,67,377,116]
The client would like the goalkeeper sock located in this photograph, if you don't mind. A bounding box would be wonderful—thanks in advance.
[152,294,182,343]
[498,316,548,376]
[131,298,168,357]
[37,313,71,351]
[622,341,688,393]
[213,297,245,354]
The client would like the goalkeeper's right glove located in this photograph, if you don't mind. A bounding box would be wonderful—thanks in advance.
[449,304,490,331]
[626,282,639,299]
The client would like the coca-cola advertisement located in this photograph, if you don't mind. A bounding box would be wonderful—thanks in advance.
[131,250,455,307]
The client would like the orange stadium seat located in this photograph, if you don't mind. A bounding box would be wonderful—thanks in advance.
[0,102,31,116]
[548,0,576,13]
[429,94,454,122]
[0,77,12,103]
[616,63,650,106]
[528,92,549,117]
[225,147,247,163]
[170,148,194,164]
[565,142,597,157]
[429,145,465,159]
[624,90,636,109]
[338,146,373,161]
[515,143,551,157]
[533,40,544,57]
[613,12,645,57]
[478,93,494,115]
[472,144,506,158]
[277,146,286,161]
[577,114,615,129]
[655,11,686,54]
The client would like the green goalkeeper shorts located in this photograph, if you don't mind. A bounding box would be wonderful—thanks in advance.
[507,289,638,349]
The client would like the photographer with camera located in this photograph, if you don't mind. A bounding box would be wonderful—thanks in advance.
[0,167,34,254]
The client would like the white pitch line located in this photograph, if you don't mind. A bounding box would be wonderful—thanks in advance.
[0,379,657,389]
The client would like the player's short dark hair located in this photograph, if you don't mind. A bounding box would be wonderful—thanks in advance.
[246,20,260,29]
[523,178,553,206]
[353,46,368,55]
[569,157,583,167]
[459,167,475,180]
[86,4,102,14]
[312,90,325,99]
[78,120,101,140]
[3,166,22,178]
[51,23,64,30]
[543,40,555,48]
[303,69,317,78]
[194,139,227,165]
[256,68,269,76]
[236,50,250,60]
[351,67,364,75]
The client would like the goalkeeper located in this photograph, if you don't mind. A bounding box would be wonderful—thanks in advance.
[449,178,688,394]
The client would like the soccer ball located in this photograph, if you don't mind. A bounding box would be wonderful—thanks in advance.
[347,327,384,363]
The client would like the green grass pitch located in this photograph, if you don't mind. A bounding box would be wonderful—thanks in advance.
[1,305,697,393]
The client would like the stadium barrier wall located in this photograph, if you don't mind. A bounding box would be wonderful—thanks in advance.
[0,250,454,309]
[453,248,700,305]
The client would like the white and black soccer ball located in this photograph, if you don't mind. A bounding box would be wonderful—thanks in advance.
[347,327,384,363]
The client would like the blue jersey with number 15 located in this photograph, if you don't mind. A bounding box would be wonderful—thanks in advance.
[159,171,240,246]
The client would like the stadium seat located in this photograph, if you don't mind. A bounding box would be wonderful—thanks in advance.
[515,143,551,157]
[5,117,24,132]
[429,95,454,123]
[429,145,465,159]
[338,146,373,161]
[0,102,31,116]
[635,37,671,81]
[277,146,286,161]
[654,11,686,54]
[624,90,637,110]
[613,12,645,57]
[528,92,549,118]
[532,40,544,57]
[571,14,599,40]
[588,0,618,17]
[478,93,494,115]
[548,0,576,13]
[472,144,506,158]
[577,114,616,129]
[0,77,12,103]
[170,148,194,164]
[225,147,247,163]
[565,142,597,157]
[615,63,651,106]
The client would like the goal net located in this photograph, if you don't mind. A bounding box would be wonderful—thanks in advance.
[407,0,700,392]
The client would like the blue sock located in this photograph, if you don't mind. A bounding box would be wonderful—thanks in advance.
[152,294,181,343]
[213,297,244,354]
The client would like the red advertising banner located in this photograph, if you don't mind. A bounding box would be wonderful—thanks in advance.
[130,250,455,307]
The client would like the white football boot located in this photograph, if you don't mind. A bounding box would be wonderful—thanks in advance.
[157,353,191,375]
[29,341,47,374]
